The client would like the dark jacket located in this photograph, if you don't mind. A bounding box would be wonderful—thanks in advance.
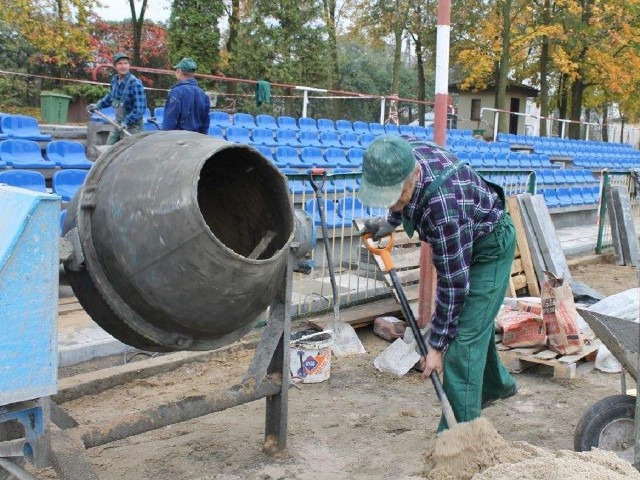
[162,78,211,134]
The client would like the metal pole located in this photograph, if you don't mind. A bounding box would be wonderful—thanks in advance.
[433,0,451,147]
[493,111,500,141]
[380,97,386,125]
[302,90,309,118]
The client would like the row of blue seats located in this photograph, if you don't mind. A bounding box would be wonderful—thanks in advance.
[541,186,600,208]
[537,168,599,186]
[304,197,386,228]
[0,168,87,201]
[0,139,93,169]
[0,114,52,141]
[457,151,554,169]
[498,133,633,151]
[448,138,511,153]
[255,145,364,169]
[573,156,640,169]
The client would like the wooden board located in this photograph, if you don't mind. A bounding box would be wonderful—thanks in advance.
[506,196,541,297]
[498,339,601,379]
[307,296,403,330]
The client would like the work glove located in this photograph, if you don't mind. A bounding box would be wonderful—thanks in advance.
[358,216,396,241]
[117,122,128,132]
[86,103,98,114]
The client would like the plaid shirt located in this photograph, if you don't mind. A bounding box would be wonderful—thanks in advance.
[97,73,147,127]
[387,137,504,351]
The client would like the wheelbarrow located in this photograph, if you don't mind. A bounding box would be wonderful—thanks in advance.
[575,308,640,467]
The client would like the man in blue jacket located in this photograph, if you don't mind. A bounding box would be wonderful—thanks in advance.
[162,58,211,134]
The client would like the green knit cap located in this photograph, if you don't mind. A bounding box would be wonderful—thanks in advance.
[358,135,416,207]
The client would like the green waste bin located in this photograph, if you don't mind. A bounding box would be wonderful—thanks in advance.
[40,91,73,124]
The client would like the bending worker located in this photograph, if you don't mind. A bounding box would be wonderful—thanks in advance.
[162,58,211,134]
[87,52,147,145]
[358,135,518,432]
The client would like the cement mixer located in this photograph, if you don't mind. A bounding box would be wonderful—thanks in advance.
[1,130,316,478]
[62,130,296,351]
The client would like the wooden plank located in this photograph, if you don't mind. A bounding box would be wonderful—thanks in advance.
[306,296,403,331]
[511,273,527,290]
[383,269,420,286]
[510,258,523,275]
[533,349,558,360]
[507,196,540,296]
[557,340,601,364]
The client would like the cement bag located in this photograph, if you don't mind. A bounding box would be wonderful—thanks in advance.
[541,271,583,355]
[498,311,546,348]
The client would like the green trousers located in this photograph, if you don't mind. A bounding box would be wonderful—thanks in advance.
[437,213,517,432]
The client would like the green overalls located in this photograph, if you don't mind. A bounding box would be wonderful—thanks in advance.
[403,162,518,432]
[106,77,143,145]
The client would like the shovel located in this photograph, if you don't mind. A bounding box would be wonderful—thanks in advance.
[308,169,366,356]
[90,109,132,137]
[363,232,457,428]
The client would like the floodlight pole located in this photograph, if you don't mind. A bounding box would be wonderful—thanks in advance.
[418,0,452,329]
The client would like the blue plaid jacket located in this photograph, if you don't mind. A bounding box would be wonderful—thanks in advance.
[387,137,504,351]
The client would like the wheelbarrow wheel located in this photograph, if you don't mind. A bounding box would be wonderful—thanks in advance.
[574,394,635,460]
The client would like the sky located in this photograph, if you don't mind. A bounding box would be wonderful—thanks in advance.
[94,0,171,23]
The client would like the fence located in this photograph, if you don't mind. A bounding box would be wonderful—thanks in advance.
[287,169,536,319]
[595,171,640,253]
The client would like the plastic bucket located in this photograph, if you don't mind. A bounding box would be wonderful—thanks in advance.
[289,330,333,383]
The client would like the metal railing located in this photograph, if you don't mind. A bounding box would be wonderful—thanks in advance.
[286,169,536,318]
[596,171,640,253]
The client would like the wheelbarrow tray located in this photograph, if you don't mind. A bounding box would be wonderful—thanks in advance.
[577,308,639,382]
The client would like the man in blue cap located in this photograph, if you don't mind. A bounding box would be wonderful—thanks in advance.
[161,58,211,134]
[358,135,518,432]
[87,52,147,145]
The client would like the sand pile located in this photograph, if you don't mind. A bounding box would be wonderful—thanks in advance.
[424,417,640,480]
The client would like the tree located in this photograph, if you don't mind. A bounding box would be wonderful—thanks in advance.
[127,0,149,66]
[167,0,224,74]
[0,0,96,66]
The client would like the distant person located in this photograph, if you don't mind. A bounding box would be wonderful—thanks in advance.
[162,58,211,134]
[87,52,147,145]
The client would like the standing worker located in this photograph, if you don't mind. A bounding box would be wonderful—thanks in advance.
[161,58,211,134]
[357,135,518,432]
[87,52,147,145]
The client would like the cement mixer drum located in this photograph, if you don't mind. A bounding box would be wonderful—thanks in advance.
[62,131,294,351]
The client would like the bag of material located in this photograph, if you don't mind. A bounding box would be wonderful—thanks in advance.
[541,271,583,355]
[499,311,546,348]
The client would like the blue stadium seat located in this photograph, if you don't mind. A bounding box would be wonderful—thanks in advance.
[46,141,93,169]
[353,121,370,135]
[254,145,275,163]
[299,130,323,147]
[338,197,368,222]
[542,189,561,208]
[153,107,165,125]
[52,169,88,201]
[233,113,256,129]
[282,168,313,194]
[384,124,401,135]
[494,152,509,169]
[455,151,470,164]
[359,133,376,148]
[305,198,344,228]
[1,115,52,141]
[275,129,301,146]
[301,147,324,168]
[209,111,232,128]
[225,126,251,144]
[319,131,342,148]
[348,148,364,166]
[537,169,556,186]
[335,120,353,132]
[278,116,299,130]
[413,126,430,140]
[556,187,572,207]
[468,152,483,168]
[340,132,361,148]
[299,117,318,131]
[0,139,55,168]
[256,114,278,130]
[369,123,385,136]
[207,125,224,138]
[251,128,277,147]
[369,206,387,217]
[325,147,350,168]
[317,118,336,132]
[399,125,415,136]
[569,186,586,205]
[275,146,302,168]
[60,209,67,234]
[331,168,360,192]
[0,169,47,192]
[586,185,601,203]
[552,170,569,185]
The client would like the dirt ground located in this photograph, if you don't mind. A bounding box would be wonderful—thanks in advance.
[37,259,638,479]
